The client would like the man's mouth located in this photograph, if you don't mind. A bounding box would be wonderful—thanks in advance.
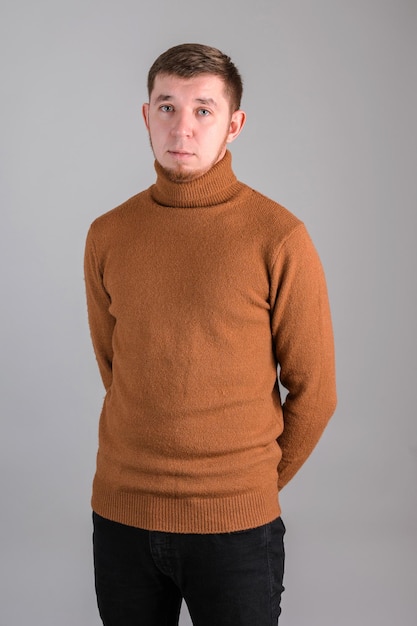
[168,150,194,158]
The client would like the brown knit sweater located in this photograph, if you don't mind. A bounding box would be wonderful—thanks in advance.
[84,150,336,533]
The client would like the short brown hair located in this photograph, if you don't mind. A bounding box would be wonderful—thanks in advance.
[147,43,243,111]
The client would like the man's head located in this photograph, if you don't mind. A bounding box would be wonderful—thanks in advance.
[143,44,246,182]
[147,43,243,113]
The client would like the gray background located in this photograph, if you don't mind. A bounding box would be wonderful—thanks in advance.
[1,0,416,624]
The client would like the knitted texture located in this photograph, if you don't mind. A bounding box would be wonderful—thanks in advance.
[84,151,336,533]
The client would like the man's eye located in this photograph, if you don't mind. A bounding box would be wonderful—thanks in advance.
[198,109,210,116]
[160,105,173,112]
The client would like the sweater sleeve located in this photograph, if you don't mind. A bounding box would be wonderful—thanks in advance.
[84,225,115,391]
[270,224,337,490]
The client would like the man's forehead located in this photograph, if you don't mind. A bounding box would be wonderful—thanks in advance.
[150,73,227,103]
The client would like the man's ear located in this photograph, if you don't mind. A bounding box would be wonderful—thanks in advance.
[142,103,150,130]
[226,110,246,144]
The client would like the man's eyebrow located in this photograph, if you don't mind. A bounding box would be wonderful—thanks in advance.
[195,98,217,107]
[153,94,173,104]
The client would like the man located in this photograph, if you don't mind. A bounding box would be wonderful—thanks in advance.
[84,43,337,626]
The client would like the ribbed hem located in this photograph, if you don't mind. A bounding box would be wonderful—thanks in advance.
[91,482,281,534]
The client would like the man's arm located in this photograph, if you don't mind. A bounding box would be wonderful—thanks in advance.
[84,225,115,391]
[270,224,337,490]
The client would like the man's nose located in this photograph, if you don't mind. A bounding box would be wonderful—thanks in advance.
[171,112,193,137]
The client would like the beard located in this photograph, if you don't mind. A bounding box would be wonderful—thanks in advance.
[148,134,229,183]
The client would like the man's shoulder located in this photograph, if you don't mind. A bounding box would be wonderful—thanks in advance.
[239,183,303,237]
[89,189,150,233]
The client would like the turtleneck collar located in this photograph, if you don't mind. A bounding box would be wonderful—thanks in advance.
[150,150,243,208]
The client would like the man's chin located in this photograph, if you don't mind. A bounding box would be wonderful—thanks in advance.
[159,163,207,183]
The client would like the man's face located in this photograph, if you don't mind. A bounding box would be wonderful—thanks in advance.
[142,73,245,182]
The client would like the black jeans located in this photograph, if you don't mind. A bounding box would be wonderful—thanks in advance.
[93,512,285,626]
